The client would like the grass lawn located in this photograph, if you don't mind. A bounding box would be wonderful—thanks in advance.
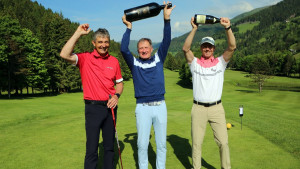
[0,69,299,169]
[236,21,260,34]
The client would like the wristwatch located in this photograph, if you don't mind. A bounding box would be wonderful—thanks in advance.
[115,93,121,99]
[225,26,231,30]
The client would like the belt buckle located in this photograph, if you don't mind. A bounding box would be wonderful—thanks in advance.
[143,101,162,106]
[143,102,151,106]
[155,101,162,106]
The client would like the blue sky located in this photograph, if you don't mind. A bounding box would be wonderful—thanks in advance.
[33,0,282,42]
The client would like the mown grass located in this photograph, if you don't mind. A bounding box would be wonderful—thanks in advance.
[236,21,260,34]
[0,69,299,169]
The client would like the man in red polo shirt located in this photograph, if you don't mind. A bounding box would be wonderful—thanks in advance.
[60,24,123,169]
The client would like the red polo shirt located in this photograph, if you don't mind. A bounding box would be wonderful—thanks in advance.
[76,49,123,101]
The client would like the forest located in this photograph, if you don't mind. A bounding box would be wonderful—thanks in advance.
[0,0,299,97]
[0,0,130,97]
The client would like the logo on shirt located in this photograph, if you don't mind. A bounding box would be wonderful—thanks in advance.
[194,70,222,76]
[211,68,217,72]
[106,67,113,70]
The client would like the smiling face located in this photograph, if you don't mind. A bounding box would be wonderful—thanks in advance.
[92,36,110,55]
[201,43,215,59]
[137,39,153,60]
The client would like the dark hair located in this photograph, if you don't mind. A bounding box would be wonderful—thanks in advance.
[93,28,110,41]
[137,38,152,48]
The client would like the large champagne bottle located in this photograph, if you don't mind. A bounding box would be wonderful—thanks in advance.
[194,14,220,24]
[124,2,172,22]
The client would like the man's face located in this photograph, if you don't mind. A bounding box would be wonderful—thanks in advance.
[201,43,215,59]
[92,36,110,55]
[138,40,153,59]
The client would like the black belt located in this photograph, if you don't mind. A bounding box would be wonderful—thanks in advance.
[193,100,221,107]
[84,100,108,106]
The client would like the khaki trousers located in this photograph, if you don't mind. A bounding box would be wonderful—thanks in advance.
[191,103,231,169]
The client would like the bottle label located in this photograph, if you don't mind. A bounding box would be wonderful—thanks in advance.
[134,6,150,16]
[196,15,206,24]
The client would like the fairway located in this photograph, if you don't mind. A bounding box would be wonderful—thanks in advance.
[0,69,299,169]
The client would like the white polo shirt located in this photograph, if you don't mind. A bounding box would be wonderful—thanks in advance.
[189,56,228,103]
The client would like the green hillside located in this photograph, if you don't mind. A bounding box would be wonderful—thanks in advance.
[175,0,300,79]
[236,21,260,34]
[231,6,269,23]
[169,24,223,54]
[168,5,268,55]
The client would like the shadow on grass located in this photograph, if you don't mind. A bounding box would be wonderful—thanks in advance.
[97,140,125,169]
[123,132,157,169]
[235,89,258,93]
[0,89,83,100]
[167,134,216,169]
[236,87,300,93]
[176,80,193,89]
[266,86,300,92]
[0,92,60,100]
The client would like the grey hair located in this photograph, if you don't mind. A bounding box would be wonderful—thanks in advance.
[137,38,152,48]
[93,28,110,41]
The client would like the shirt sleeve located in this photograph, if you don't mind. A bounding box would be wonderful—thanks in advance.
[120,28,134,70]
[115,61,123,83]
[75,52,87,68]
[219,55,229,69]
[189,57,197,73]
[156,20,171,63]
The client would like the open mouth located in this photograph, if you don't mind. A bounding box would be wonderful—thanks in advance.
[141,52,148,56]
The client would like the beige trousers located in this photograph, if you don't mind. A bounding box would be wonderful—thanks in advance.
[191,103,231,169]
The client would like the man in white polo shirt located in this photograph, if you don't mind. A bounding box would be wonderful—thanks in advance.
[182,16,236,169]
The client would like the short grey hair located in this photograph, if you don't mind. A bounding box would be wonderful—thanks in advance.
[93,28,110,41]
[137,38,152,48]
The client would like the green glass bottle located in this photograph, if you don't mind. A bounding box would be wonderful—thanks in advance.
[124,2,172,22]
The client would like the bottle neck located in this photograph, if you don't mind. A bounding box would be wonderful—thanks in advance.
[160,3,172,9]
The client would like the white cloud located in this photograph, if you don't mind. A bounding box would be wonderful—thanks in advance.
[173,21,191,33]
[207,1,254,18]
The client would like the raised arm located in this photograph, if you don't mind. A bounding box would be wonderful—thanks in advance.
[156,1,175,62]
[182,17,198,64]
[220,17,236,62]
[60,24,91,65]
[121,15,134,69]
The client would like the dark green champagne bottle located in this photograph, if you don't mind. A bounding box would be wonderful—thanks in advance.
[124,2,172,22]
[194,14,220,24]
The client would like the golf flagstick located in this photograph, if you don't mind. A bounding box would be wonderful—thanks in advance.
[109,95,124,169]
